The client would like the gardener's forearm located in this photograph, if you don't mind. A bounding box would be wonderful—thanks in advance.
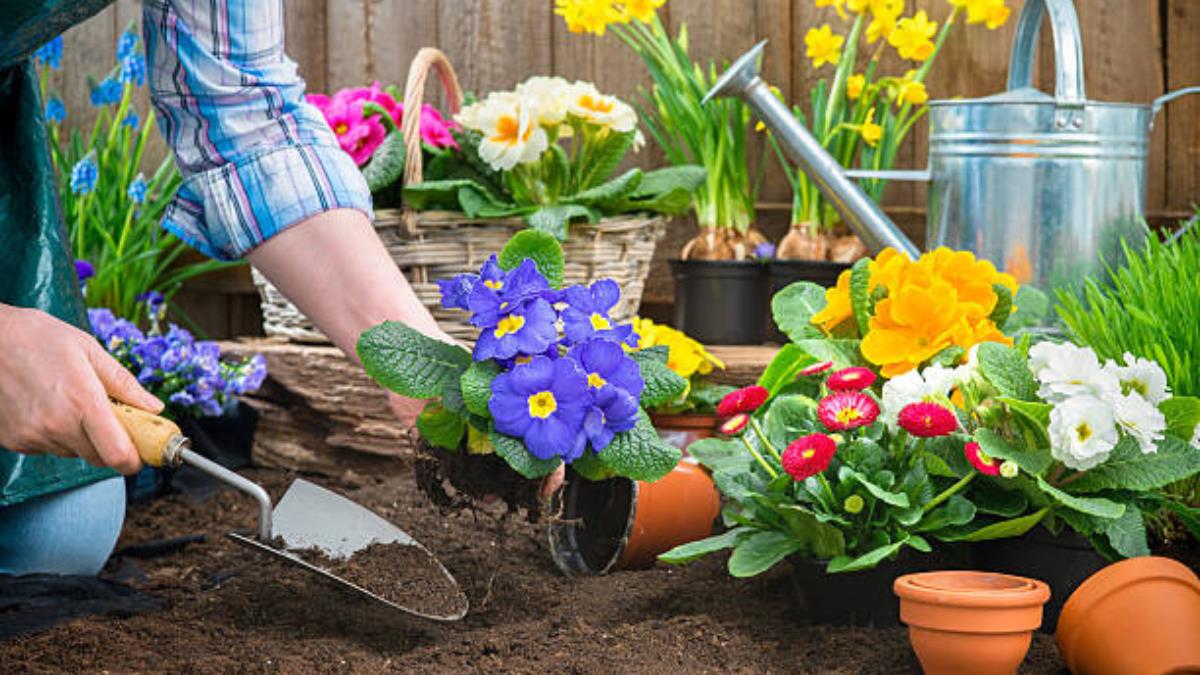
[247,209,449,359]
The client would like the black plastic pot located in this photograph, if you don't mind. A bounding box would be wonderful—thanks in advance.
[789,544,971,627]
[669,259,768,345]
[765,259,851,344]
[971,527,1107,633]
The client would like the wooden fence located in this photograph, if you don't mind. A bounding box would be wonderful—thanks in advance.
[49,0,1200,336]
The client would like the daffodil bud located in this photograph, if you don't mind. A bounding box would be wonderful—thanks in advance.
[844,494,865,514]
[999,460,1019,479]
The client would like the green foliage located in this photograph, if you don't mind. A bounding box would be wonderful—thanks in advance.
[416,402,466,451]
[849,258,873,336]
[491,431,562,479]
[757,344,818,397]
[498,229,565,289]
[771,282,827,342]
[361,131,406,193]
[976,343,1038,401]
[659,527,751,564]
[596,411,682,483]
[1065,436,1200,493]
[630,347,689,409]
[1057,224,1200,397]
[460,360,500,417]
[356,321,471,398]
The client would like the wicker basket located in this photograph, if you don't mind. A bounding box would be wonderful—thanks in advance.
[253,48,668,343]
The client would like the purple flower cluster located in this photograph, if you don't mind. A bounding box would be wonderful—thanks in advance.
[439,257,643,463]
[87,301,266,419]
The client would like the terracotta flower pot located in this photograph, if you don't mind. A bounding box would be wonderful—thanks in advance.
[1057,556,1200,675]
[894,571,1050,675]
[547,458,721,575]
[650,412,717,452]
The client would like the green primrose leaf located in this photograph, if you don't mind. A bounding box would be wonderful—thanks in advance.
[357,321,471,398]
[974,428,1053,477]
[1160,396,1200,441]
[659,527,750,564]
[794,338,866,369]
[490,430,561,479]
[849,257,873,336]
[686,437,751,474]
[1006,285,1050,332]
[1102,506,1150,558]
[571,452,617,481]
[460,360,500,418]
[988,283,1014,330]
[757,344,818,396]
[526,204,597,240]
[631,348,688,408]
[914,495,976,533]
[498,229,565,288]
[839,466,910,507]
[826,538,909,573]
[728,530,804,577]
[1037,477,1126,519]
[569,168,643,207]
[597,410,682,483]
[977,342,1038,401]
[416,402,465,451]
[771,282,827,342]
[937,507,1049,542]
[1063,435,1200,493]
[361,131,406,193]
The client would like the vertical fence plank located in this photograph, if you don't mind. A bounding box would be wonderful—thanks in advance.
[368,0,441,90]
[438,0,552,95]
[326,0,370,89]
[287,0,330,93]
[56,5,116,137]
[1166,0,1200,215]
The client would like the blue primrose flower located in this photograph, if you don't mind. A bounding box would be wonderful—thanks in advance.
[472,297,557,362]
[466,258,553,328]
[568,338,644,399]
[118,54,146,86]
[560,279,635,346]
[34,36,63,70]
[90,78,122,106]
[584,385,640,452]
[116,30,138,60]
[489,356,589,462]
[70,154,99,195]
[438,255,525,311]
[45,96,66,123]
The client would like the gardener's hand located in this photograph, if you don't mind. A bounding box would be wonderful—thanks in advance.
[0,304,163,475]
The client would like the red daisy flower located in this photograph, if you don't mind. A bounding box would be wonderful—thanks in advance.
[719,413,750,436]
[816,391,880,431]
[897,402,959,437]
[782,433,838,481]
[964,441,1001,476]
[798,361,834,377]
[826,366,877,391]
[717,385,769,418]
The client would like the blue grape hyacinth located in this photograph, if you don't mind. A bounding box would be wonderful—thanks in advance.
[128,174,148,204]
[70,154,99,195]
[34,36,62,69]
[45,96,66,123]
[116,30,138,60]
[118,54,146,86]
[90,78,122,106]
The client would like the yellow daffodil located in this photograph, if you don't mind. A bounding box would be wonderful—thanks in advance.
[897,70,928,105]
[618,0,666,24]
[952,0,1010,29]
[555,0,623,36]
[815,0,849,20]
[866,0,903,42]
[859,108,883,146]
[806,24,845,68]
[847,0,871,13]
[847,73,866,100]
[755,120,767,133]
[871,0,904,15]
[889,10,937,61]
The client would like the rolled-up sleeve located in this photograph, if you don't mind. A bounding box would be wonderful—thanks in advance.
[144,0,371,261]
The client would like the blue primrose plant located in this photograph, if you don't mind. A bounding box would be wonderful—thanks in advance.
[356,231,684,482]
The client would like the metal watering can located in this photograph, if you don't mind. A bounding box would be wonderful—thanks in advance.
[706,0,1199,290]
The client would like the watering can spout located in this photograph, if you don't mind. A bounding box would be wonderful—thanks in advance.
[706,42,920,259]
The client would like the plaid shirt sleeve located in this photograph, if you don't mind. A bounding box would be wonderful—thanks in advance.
[143,0,371,261]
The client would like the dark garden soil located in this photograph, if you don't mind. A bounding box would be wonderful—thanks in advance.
[0,466,1073,674]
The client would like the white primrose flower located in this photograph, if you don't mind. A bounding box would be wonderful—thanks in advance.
[881,364,968,430]
[566,82,638,133]
[467,92,549,172]
[1048,395,1120,471]
[1028,341,1120,403]
[1110,391,1167,454]
[1191,422,1200,450]
[515,76,575,128]
[1109,352,1170,405]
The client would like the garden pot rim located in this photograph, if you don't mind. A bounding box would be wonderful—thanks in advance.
[668,258,769,268]
[768,258,853,270]
[895,571,1051,609]
[1057,556,1200,647]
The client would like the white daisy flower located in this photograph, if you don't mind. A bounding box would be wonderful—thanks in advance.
[1048,395,1120,471]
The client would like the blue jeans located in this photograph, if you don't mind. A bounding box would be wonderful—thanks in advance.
[0,477,125,576]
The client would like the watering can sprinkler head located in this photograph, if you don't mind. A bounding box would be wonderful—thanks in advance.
[704,42,921,259]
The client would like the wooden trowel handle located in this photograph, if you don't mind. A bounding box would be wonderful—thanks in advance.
[110,401,187,468]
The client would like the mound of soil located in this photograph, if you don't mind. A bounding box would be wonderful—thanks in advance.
[290,542,467,619]
[415,441,542,522]
[1,466,1074,673]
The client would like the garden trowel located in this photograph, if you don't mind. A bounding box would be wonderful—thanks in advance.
[111,401,468,621]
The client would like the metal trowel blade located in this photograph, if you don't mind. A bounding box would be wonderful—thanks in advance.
[227,478,468,621]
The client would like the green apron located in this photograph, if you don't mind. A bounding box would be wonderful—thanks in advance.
[0,0,119,506]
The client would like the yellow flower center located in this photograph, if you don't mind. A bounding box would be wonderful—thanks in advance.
[836,408,862,424]
[334,123,349,135]
[528,391,558,419]
[515,355,533,365]
[484,279,503,290]
[587,372,607,389]
[590,312,611,331]
[1075,422,1093,442]
[494,314,526,339]
[491,115,533,146]
[578,94,614,114]
[802,449,815,460]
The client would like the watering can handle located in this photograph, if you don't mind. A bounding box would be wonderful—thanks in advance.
[1007,0,1087,115]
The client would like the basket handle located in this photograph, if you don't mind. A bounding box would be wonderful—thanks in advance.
[400,47,464,235]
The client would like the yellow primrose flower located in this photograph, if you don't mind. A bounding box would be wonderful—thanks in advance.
[556,0,623,36]
[861,274,968,377]
[810,270,854,332]
[897,70,928,105]
[631,317,724,378]
[860,109,883,147]
[889,10,938,61]
[618,0,666,24]
[806,24,845,69]
[815,0,849,20]
[847,74,866,100]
